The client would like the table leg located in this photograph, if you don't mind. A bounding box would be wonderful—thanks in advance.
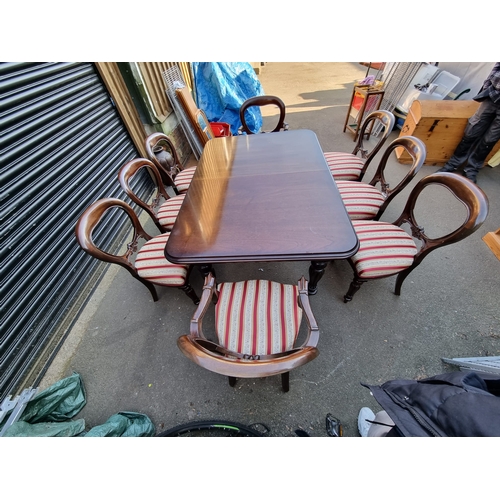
[198,264,215,278]
[308,261,328,295]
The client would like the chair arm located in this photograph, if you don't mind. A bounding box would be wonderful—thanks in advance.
[177,336,319,378]
[297,277,320,348]
[189,273,216,337]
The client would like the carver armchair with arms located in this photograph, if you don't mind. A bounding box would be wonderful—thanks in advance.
[324,110,395,181]
[337,136,425,221]
[118,158,186,233]
[144,132,197,195]
[177,273,320,392]
[75,198,199,304]
[342,172,489,302]
[238,95,289,135]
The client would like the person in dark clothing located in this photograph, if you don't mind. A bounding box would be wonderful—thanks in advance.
[358,371,500,437]
[437,62,500,183]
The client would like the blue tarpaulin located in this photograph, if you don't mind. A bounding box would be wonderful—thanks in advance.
[192,62,264,135]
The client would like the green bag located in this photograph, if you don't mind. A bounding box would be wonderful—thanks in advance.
[1,373,155,437]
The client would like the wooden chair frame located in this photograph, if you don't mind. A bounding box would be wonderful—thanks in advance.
[144,132,184,193]
[239,95,289,134]
[346,135,426,221]
[349,110,395,181]
[343,172,489,302]
[75,198,199,304]
[118,157,178,234]
[177,273,320,392]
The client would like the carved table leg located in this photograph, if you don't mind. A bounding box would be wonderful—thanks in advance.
[308,260,328,295]
[198,264,215,279]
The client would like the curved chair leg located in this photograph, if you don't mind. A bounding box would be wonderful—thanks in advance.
[228,376,237,387]
[394,267,416,296]
[180,283,200,305]
[140,279,159,302]
[343,276,366,303]
[281,372,290,392]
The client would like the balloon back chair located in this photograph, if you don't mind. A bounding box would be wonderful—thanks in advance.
[337,136,426,221]
[75,198,199,304]
[177,273,320,392]
[343,172,489,302]
[144,132,196,195]
[118,158,188,234]
[238,95,289,134]
[324,110,395,181]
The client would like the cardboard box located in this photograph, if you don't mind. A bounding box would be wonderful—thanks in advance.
[396,100,500,165]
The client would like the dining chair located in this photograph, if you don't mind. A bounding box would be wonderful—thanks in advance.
[238,95,289,134]
[324,110,395,181]
[342,172,489,302]
[75,198,199,304]
[144,132,197,195]
[177,273,320,392]
[118,158,186,233]
[336,136,426,221]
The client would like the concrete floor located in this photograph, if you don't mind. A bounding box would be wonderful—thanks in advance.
[41,62,500,437]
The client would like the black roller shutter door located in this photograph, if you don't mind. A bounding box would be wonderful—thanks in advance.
[0,62,152,399]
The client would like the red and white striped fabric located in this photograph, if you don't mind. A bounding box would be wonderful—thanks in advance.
[215,280,302,357]
[323,152,365,181]
[157,193,186,230]
[351,220,418,279]
[337,180,385,220]
[135,233,188,286]
[174,166,197,194]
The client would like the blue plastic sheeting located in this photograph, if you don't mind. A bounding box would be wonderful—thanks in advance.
[192,62,264,135]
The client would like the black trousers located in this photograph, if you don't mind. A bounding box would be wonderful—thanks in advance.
[445,97,500,173]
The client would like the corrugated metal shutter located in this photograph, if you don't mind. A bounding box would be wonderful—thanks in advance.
[0,62,152,399]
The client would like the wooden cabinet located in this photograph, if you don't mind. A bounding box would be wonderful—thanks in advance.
[396,100,500,165]
[344,85,384,141]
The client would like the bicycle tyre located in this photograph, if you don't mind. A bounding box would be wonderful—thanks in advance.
[157,419,267,437]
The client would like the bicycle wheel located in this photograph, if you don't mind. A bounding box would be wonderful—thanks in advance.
[157,420,268,437]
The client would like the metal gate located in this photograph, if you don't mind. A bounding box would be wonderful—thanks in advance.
[0,62,152,399]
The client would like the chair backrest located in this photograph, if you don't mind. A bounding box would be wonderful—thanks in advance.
[144,132,182,188]
[393,172,489,265]
[118,158,170,233]
[239,95,288,134]
[352,110,395,181]
[367,135,426,220]
[75,197,150,274]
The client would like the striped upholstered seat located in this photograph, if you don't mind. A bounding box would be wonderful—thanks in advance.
[324,152,366,181]
[76,198,199,304]
[350,221,418,279]
[342,173,488,303]
[157,193,185,231]
[215,280,302,357]
[174,166,197,194]
[135,233,189,286]
[336,180,385,220]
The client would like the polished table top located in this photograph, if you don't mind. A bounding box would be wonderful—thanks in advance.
[165,129,358,264]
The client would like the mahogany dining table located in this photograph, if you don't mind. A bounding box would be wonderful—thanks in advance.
[164,129,359,294]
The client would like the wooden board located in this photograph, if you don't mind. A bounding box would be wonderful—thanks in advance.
[483,229,500,261]
[396,100,500,165]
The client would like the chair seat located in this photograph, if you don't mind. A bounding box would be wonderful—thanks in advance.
[337,180,386,220]
[174,166,197,194]
[324,152,366,181]
[135,233,188,286]
[157,194,186,230]
[215,280,302,356]
[351,221,418,279]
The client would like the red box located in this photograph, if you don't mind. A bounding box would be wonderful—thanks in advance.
[210,122,231,137]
